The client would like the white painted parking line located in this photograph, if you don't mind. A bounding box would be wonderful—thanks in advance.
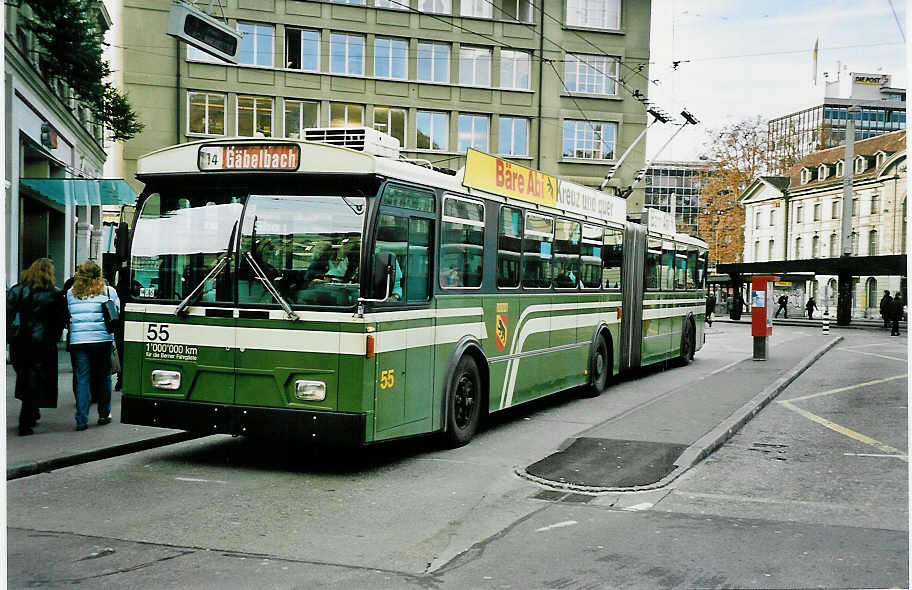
[623,503,654,511]
[535,520,578,532]
[836,348,907,362]
[175,477,228,484]
[778,401,909,462]
[843,453,908,460]
[780,374,907,403]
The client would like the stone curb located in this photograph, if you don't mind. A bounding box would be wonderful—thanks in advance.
[7,432,201,480]
[514,335,844,495]
[714,318,902,330]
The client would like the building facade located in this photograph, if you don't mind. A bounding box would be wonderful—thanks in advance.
[116,0,652,211]
[4,1,135,287]
[741,130,906,317]
[643,160,704,236]
[768,72,906,171]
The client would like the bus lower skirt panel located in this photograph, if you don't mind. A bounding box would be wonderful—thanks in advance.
[121,396,366,446]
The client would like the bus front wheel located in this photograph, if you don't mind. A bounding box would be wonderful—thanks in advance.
[444,356,482,447]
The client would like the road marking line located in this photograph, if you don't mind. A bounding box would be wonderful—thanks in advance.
[779,374,908,403]
[843,453,908,459]
[778,400,909,462]
[623,502,654,511]
[836,348,907,362]
[840,342,900,350]
[535,520,578,532]
[674,491,856,510]
[175,477,228,484]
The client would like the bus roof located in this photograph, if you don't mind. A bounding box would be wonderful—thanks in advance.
[136,137,706,246]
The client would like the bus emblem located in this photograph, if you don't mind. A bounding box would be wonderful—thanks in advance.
[495,314,508,351]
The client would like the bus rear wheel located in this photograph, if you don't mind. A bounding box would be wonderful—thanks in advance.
[444,356,482,447]
[583,335,610,397]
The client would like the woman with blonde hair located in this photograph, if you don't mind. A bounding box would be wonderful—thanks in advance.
[6,258,67,435]
[66,260,120,431]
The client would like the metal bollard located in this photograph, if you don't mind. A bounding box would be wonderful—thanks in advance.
[822,317,829,335]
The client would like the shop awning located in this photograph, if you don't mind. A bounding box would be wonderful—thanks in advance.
[20,178,137,207]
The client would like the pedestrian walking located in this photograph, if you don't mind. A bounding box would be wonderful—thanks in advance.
[805,297,818,320]
[774,294,788,318]
[889,291,904,336]
[66,260,120,431]
[6,258,67,436]
[705,290,716,327]
[880,290,893,329]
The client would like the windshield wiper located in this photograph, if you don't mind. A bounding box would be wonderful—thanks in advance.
[244,252,300,321]
[174,253,230,317]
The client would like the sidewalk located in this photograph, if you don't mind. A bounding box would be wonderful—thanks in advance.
[521,332,846,492]
[6,344,195,480]
[714,315,905,330]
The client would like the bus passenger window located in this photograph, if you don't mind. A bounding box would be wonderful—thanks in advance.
[644,237,662,290]
[602,227,623,289]
[553,219,581,288]
[580,224,603,290]
[407,218,431,302]
[674,243,688,290]
[440,197,484,289]
[522,213,553,289]
[686,247,699,290]
[497,207,522,288]
[661,240,675,291]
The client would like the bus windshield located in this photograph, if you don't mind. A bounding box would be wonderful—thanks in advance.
[131,191,365,308]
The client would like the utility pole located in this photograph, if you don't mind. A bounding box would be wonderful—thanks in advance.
[837,105,860,326]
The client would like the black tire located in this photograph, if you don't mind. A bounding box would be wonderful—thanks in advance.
[678,321,696,365]
[444,356,482,447]
[583,335,610,397]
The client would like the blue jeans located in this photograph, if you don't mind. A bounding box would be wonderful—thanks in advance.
[71,342,112,427]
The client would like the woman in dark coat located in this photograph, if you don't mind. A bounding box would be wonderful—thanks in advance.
[6,258,67,435]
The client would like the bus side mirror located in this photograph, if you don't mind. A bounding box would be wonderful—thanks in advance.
[372,252,395,299]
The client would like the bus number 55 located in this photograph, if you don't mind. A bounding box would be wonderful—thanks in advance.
[146,323,170,342]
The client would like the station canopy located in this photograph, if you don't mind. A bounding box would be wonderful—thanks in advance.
[20,178,137,206]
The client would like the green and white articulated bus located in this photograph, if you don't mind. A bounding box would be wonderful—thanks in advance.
[120,129,708,447]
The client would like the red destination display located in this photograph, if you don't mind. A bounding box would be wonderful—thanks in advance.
[198,144,300,171]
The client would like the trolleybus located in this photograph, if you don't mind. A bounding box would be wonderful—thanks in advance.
[120,129,708,447]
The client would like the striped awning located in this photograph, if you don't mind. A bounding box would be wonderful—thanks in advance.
[20,178,137,207]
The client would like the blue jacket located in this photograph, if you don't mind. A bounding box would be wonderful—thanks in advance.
[67,286,119,345]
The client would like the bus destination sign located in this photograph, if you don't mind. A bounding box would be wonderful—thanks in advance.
[556,180,626,225]
[198,144,300,171]
[462,149,558,207]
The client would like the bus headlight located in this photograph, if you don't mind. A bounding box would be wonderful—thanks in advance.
[151,370,181,390]
[294,380,326,401]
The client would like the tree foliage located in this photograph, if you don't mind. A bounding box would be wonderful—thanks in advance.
[696,117,772,265]
[23,0,144,141]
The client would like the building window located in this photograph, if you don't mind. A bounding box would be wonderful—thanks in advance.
[836,161,844,176]
[461,0,493,18]
[458,114,490,152]
[854,157,866,174]
[459,46,492,86]
[754,211,761,229]
[769,210,775,226]
[498,117,529,156]
[419,0,451,14]
[562,120,616,160]
[496,0,533,21]
[238,23,274,67]
[768,239,775,260]
[500,50,531,90]
[801,168,811,184]
[795,205,802,224]
[813,203,821,221]
[374,37,408,79]
[417,110,449,150]
[818,165,828,180]
[829,233,838,257]
[852,198,859,216]
[794,237,802,258]
[753,241,760,261]
[851,231,858,255]
[831,199,840,219]
[417,42,450,83]
[285,28,320,71]
[187,92,225,135]
[374,106,407,146]
[811,235,819,258]
[868,229,878,255]
[330,102,364,127]
[564,54,617,95]
[284,99,319,138]
[871,192,880,213]
[866,278,878,310]
[566,0,620,30]
[375,0,409,9]
[237,95,273,137]
[330,33,365,75]
[333,0,366,4]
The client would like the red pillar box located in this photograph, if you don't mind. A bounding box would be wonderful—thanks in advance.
[751,275,779,360]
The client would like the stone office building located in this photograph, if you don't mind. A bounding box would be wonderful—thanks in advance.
[112,0,653,211]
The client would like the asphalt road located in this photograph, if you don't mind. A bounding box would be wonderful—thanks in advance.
[7,324,908,589]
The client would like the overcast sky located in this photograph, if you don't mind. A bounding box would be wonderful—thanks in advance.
[642,0,907,162]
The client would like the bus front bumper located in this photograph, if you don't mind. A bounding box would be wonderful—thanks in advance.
[121,396,366,446]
